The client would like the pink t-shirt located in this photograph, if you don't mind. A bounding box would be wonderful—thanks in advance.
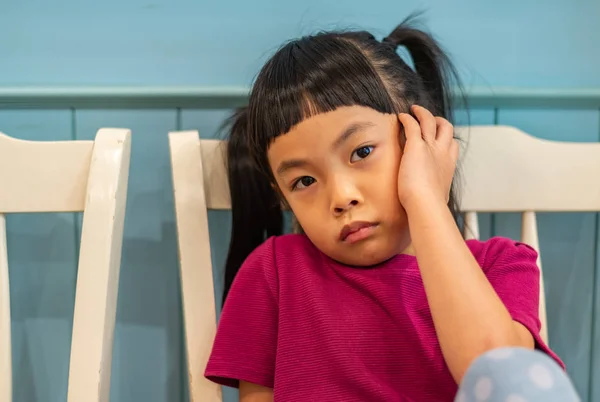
[205,234,564,401]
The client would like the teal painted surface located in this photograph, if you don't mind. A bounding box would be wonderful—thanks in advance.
[494,109,600,401]
[0,110,77,401]
[1,1,600,88]
[593,213,600,402]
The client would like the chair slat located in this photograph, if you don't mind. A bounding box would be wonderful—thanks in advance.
[463,212,480,240]
[459,125,600,212]
[200,139,230,210]
[521,211,549,344]
[0,214,11,402]
[0,132,93,213]
[169,131,222,402]
[67,129,131,402]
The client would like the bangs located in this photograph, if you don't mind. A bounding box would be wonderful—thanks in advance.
[247,34,399,151]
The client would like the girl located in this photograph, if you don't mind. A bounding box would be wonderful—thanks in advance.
[205,15,578,402]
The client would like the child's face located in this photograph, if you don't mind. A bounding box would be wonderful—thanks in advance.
[267,105,412,266]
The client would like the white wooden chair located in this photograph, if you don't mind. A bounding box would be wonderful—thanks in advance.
[169,125,597,400]
[458,125,600,344]
[0,128,132,402]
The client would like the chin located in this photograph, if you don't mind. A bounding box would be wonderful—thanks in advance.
[330,240,399,268]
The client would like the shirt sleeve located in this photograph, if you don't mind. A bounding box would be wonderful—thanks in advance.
[482,237,565,370]
[204,237,279,389]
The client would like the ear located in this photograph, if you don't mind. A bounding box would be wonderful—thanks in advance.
[396,114,407,151]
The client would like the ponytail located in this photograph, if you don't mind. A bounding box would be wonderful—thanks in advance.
[382,13,462,120]
[382,13,464,223]
[223,108,283,304]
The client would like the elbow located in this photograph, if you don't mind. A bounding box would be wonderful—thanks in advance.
[484,330,525,351]
[453,329,533,384]
[481,322,534,357]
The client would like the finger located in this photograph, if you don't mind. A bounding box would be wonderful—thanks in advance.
[398,113,422,145]
[411,105,437,142]
[436,117,455,146]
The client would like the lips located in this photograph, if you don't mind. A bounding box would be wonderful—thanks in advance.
[339,221,378,241]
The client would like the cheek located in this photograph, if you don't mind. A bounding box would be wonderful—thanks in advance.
[285,198,320,229]
[372,148,401,187]
[293,209,332,245]
[367,149,404,213]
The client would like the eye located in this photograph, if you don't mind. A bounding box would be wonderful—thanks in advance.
[350,145,374,162]
[292,176,316,190]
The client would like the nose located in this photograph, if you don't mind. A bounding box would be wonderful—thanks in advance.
[329,175,363,216]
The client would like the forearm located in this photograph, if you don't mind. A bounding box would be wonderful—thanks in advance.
[406,199,527,382]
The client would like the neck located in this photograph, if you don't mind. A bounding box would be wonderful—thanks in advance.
[401,242,416,256]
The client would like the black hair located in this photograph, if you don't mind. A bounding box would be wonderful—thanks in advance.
[223,13,464,303]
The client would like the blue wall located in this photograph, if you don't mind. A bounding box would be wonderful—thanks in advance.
[2,0,600,88]
[1,1,600,401]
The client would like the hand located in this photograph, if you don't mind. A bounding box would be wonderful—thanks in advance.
[397,105,458,211]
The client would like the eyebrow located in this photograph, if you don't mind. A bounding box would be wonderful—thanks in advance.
[276,158,309,176]
[276,121,375,176]
[332,121,376,150]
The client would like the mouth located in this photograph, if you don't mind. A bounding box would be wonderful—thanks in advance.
[339,221,379,244]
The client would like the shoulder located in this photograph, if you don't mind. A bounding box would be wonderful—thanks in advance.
[466,236,539,271]
[232,234,322,303]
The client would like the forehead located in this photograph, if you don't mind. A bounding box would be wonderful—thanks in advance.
[267,106,393,158]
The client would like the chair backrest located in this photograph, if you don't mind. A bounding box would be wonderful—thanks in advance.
[169,125,589,399]
[169,131,225,402]
[458,125,600,344]
[0,128,131,402]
